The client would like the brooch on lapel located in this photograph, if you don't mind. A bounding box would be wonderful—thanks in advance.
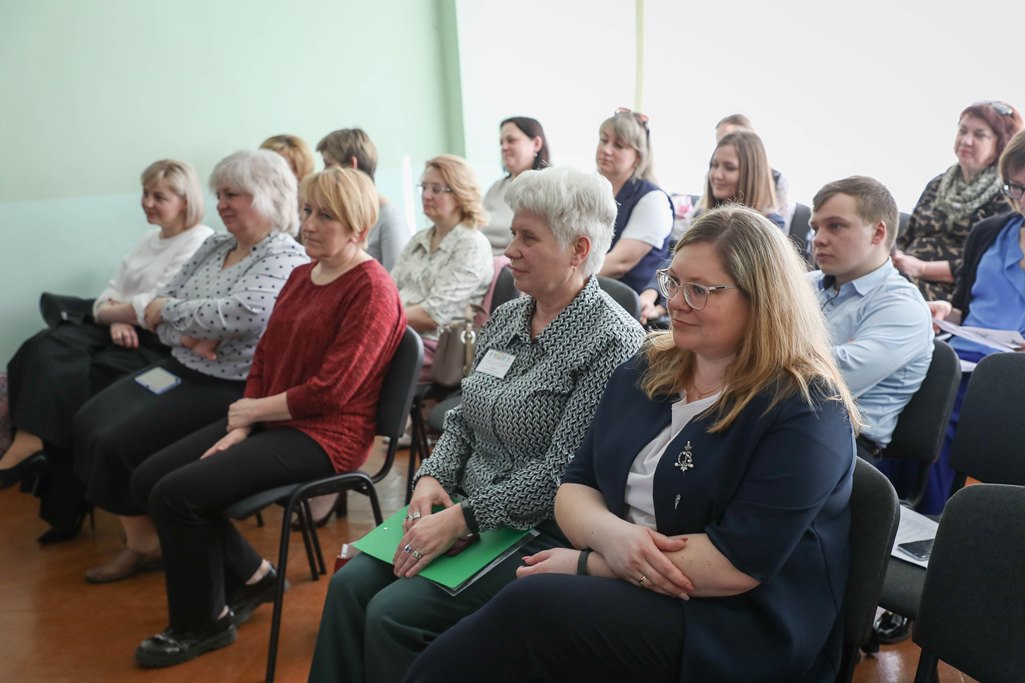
[674,441,694,474]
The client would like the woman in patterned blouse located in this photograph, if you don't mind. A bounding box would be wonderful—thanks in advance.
[308,166,646,683]
[893,101,1023,301]
[389,155,494,374]
[73,150,308,584]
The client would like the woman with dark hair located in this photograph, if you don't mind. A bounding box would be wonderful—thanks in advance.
[893,100,1023,302]
[480,116,551,254]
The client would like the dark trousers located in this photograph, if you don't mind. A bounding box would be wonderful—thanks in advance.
[73,358,246,515]
[405,573,684,683]
[130,421,334,630]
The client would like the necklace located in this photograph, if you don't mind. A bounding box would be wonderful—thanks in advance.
[689,380,722,401]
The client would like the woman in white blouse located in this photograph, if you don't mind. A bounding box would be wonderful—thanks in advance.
[480,117,551,255]
[0,160,212,542]
[390,154,494,372]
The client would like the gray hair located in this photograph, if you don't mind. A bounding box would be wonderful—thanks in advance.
[505,167,616,277]
[209,149,299,237]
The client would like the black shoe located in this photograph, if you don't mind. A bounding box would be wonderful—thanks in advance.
[874,611,911,644]
[229,566,288,626]
[134,614,237,668]
[0,452,47,489]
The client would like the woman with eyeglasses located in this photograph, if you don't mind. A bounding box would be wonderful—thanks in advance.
[594,109,674,294]
[390,155,493,373]
[407,206,859,683]
[893,101,1023,302]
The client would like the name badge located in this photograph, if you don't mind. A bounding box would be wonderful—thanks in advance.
[476,350,515,379]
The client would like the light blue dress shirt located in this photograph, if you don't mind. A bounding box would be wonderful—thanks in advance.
[810,260,933,445]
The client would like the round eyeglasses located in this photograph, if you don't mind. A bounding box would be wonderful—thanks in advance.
[655,269,738,310]
[1002,182,1025,200]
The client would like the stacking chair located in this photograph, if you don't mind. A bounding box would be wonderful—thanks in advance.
[838,459,900,682]
[875,339,960,508]
[911,484,1025,683]
[788,202,813,265]
[224,327,423,683]
[596,275,642,321]
[877,352,1025,631]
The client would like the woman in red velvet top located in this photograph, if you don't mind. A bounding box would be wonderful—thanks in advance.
[126,167,406,669]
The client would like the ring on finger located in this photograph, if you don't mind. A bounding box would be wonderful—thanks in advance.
[412,550,423,560]
[405,514,414,521]
[403,544,412,554]
[411,511,422,519]
[638,575,648,586]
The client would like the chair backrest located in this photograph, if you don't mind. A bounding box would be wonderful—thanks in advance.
[913,484,1025,682]
[877,339,961,507]
[949,352,1025,491]
[596,275,642,321]
[789,202,813,265]
[489,265,519,314]
[474,255,514,327]
[368,327,423,482]
[841,458,900,678]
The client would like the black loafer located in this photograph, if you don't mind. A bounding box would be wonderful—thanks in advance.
[229,566,288,626]
[874,611,912,644]
[134,614,237,668]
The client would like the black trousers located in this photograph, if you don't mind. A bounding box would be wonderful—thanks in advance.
[405,573,684,683]
[131,420,334,630]
[73,358,245,515]
[6,321,167,532]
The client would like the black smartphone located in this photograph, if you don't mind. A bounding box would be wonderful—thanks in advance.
[897,538,934,561]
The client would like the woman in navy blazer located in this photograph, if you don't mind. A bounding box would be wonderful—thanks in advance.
[407,206,860,683]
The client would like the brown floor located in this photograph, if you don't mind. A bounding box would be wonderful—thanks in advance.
[0,440,974,683]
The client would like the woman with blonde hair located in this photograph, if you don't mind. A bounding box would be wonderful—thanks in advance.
[390,154,493,371]
[259,134,315,182]
[699,129,783,228]
[409,206,859,682]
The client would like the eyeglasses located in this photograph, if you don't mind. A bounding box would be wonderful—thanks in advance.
[655,269,738,310]
[1002,182,1025,200]
[978,100,1013,117]
[418,183,453,195]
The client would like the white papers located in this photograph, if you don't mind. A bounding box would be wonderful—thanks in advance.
[934,319,1025,353]
[891,504,939,569]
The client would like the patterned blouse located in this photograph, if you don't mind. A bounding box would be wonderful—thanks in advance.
[414,276,645,531]
[156,232,309,380]
[896,171,1012,302]
[390,223,493,340]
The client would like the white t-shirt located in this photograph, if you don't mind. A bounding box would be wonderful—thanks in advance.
[620,190,673,249]
[93,224,214,326]
[624,391,720,528]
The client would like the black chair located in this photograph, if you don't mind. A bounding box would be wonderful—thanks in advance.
[877,352,1025,627]
[224,327,423,683]
[875,339,960,508]
[788,202,813,266]
[596,275,642,321]
[490,265,519,312]
[911,484,1025,683]
[838,459,900,682]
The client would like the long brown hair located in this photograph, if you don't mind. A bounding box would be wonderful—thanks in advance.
[641,205,859,432]
[699,130,777,216]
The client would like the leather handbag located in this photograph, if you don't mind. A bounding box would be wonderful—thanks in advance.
[430,319,477,387]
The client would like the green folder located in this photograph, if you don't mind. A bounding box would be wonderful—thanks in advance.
[353,505,533,593]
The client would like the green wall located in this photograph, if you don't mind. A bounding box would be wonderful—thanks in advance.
[0,0,462,362]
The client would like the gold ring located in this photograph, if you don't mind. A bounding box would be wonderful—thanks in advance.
[638,575,648,586]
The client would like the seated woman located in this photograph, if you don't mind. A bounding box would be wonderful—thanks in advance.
[408,206,859,683]
[259,134,315,184]
[714,113,793,226]
[121,167,407,668]
[390,154,494,373]
[307,166,646,683]
[317,128,410,271]
[595,109,674,294]
[480,116,551,255]
[638,130,783,325]
[73,149,308,582]
[893,101,1023,302]
[0,159,212,542]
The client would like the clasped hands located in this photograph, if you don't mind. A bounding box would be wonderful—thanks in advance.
[392,477,468,578]
[199,398,262,459]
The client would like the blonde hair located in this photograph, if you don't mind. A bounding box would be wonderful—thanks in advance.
[699,130,778,216]
[317,128,378,180]
[641,205,859,433]
[599,111,655,182]
[299,167,379,247]
[140,159,204,228]
[260,134,315,182]
[424,154,487,228]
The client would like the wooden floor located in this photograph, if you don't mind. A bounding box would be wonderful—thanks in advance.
[0,440,974,683]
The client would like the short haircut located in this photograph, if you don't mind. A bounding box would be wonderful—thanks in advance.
[599,110,654,182]
[960,101,1024,161]
[500,116,551,172]
[999,129,1025,183]
[300,167,379,247]
[715,113,753,130]
[423,154,487,228]
[812,176,899,247]
[140,159,205,229]
[317,128,378,181]
[209,149,300,237]
[504,167,616,277]
[700,130,777,215]
[260,134,315,181]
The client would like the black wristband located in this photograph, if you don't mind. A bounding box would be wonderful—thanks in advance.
[577,549,592,576]
[460,502,480,534]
